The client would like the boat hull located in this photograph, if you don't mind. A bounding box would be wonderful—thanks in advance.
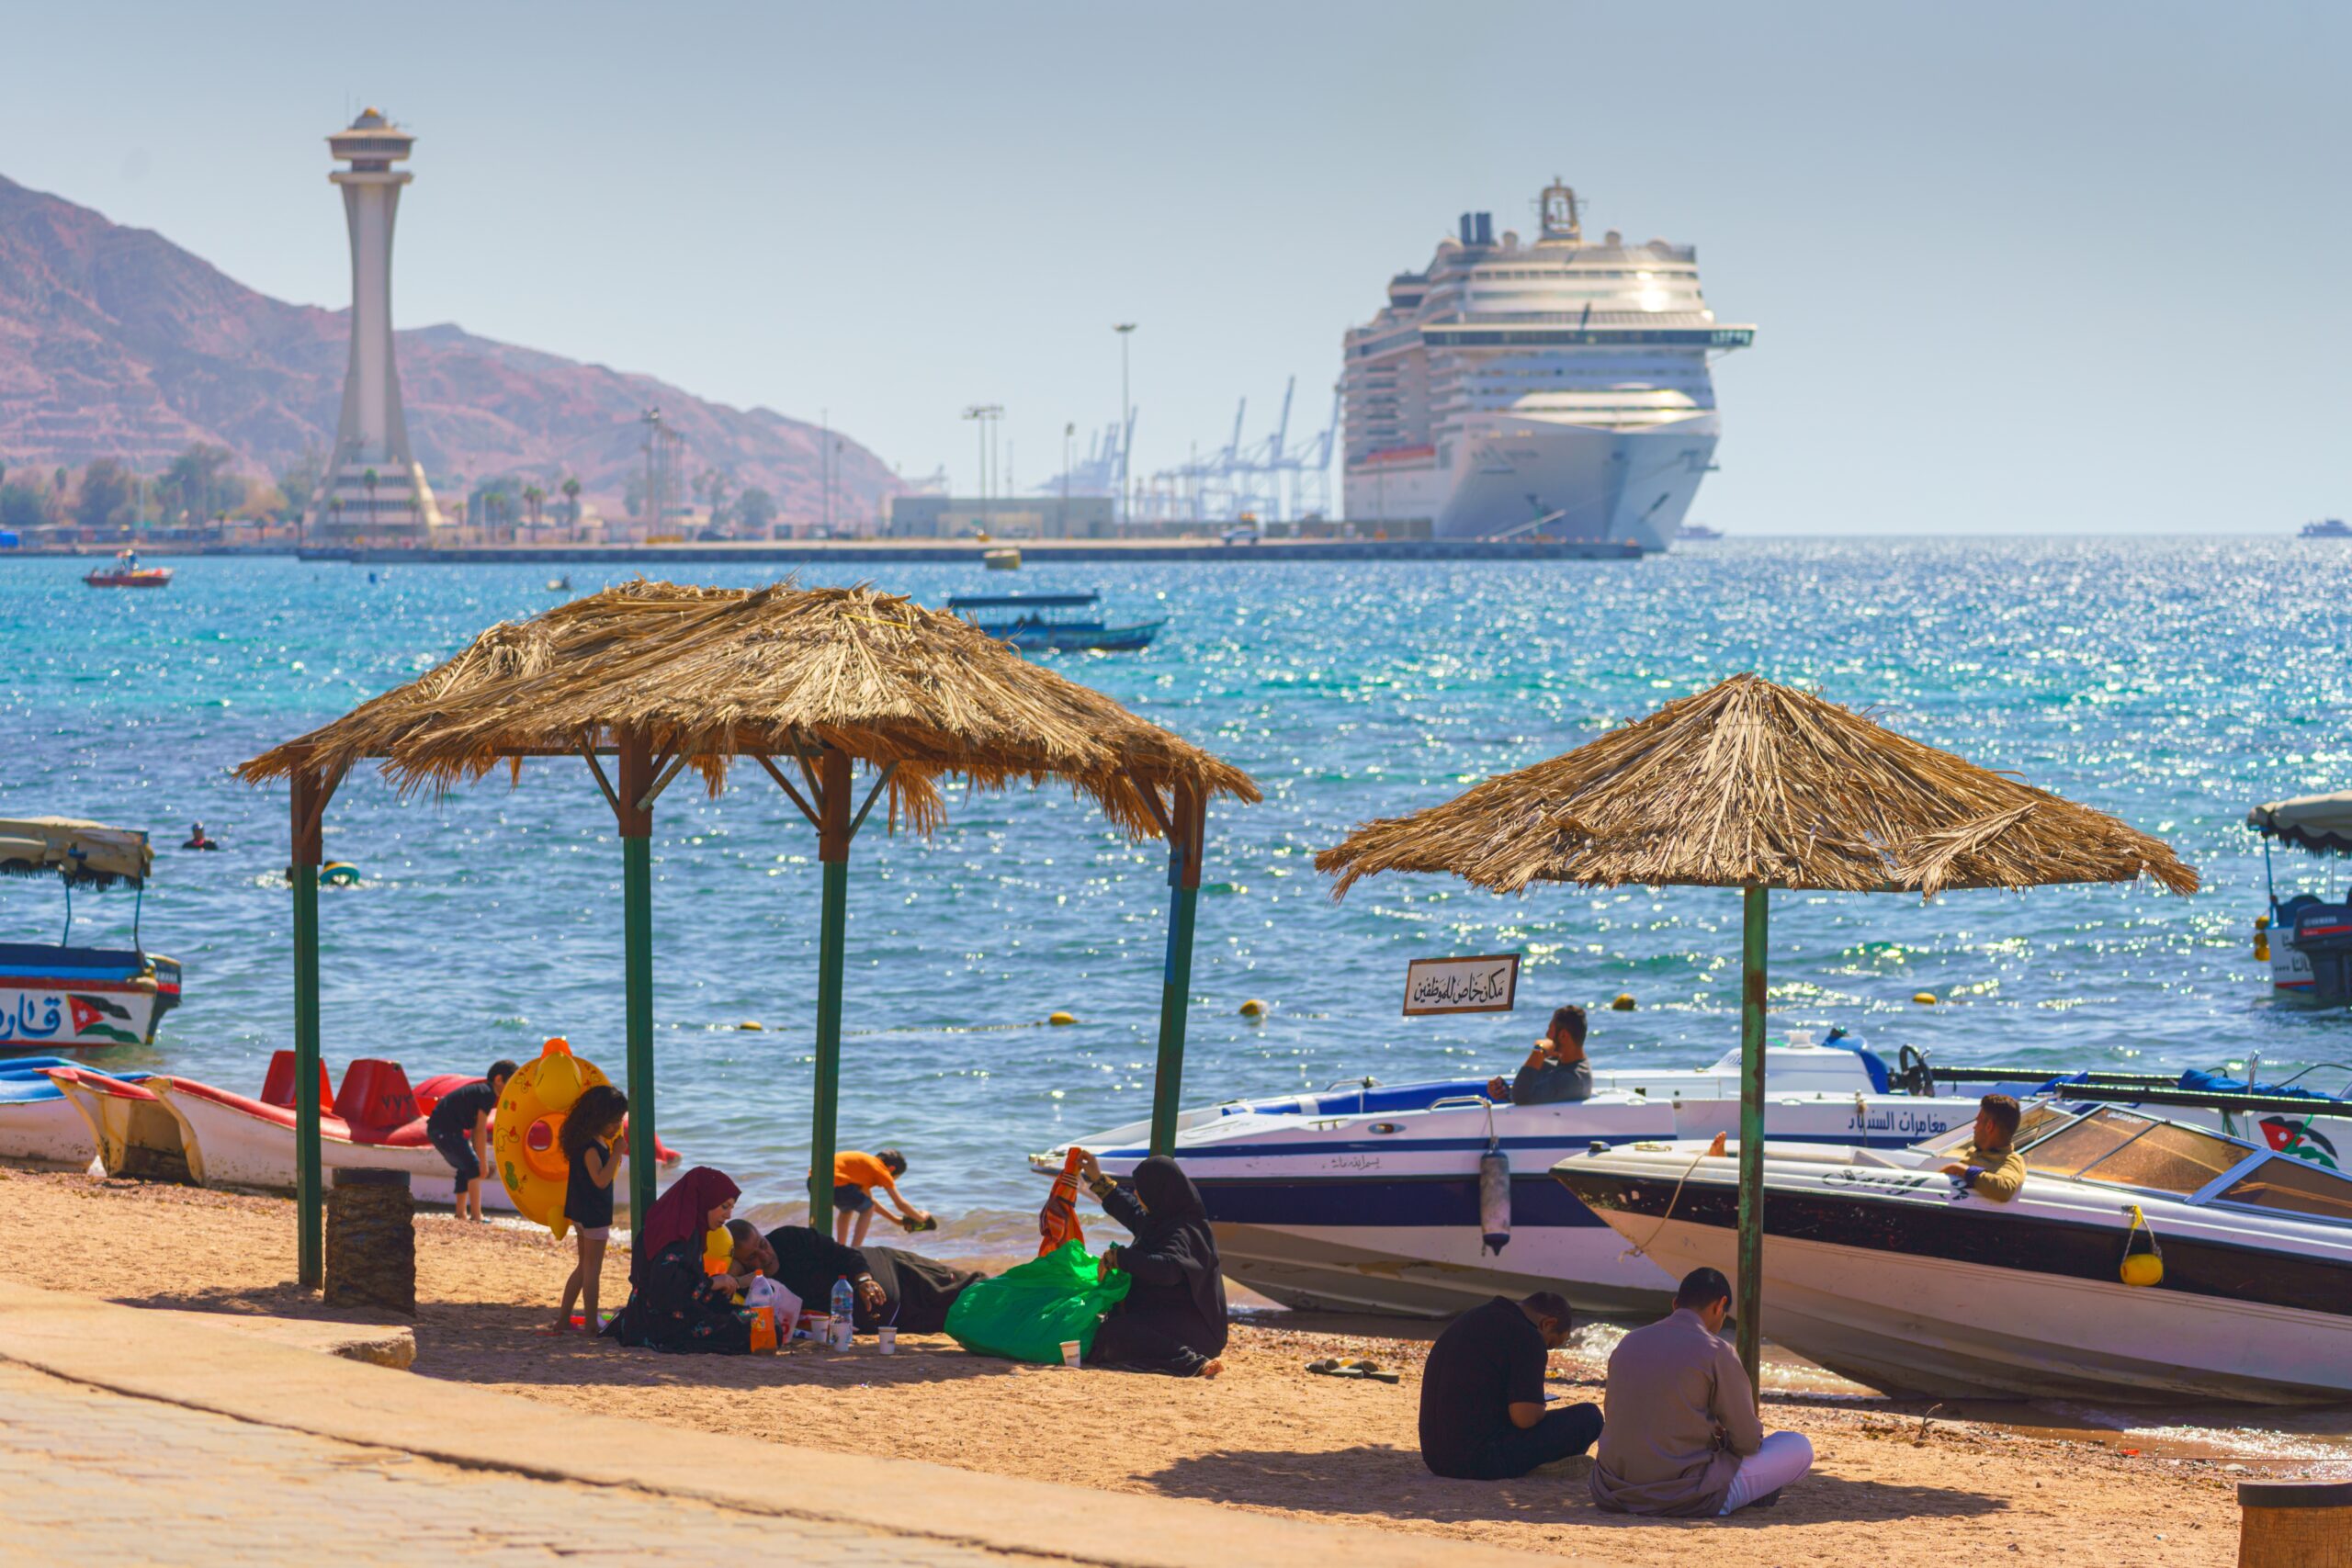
[0,944,182,1048]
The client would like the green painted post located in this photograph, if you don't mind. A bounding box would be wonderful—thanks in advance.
[1150,783,1204,1156]
[616,737,659,1242]
[809,750,854,1236]
[289,768,331,1288]
[1736,882,1770,1404]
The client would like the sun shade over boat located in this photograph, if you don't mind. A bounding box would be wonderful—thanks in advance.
[2248,792,2352,855]
[0,818,152,887]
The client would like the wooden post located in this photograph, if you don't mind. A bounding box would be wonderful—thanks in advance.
[616,734,658,1240]
[1150,781,1205,1156]
[809,749,854,1235]
[2238,1478,2352,1566]
[290,769,327,1287]
[1736,883,1770,1403]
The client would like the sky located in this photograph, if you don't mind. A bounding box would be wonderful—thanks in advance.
[1,1,2344,535]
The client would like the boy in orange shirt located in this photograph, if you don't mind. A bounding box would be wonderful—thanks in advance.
[831,1147,933,1245]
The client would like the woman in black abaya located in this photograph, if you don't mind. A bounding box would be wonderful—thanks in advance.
[1078,1152,1227,1378]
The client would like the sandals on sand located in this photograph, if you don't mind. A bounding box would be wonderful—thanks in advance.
[1306,1357,1400,1384]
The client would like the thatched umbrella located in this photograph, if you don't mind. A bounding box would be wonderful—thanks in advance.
[1316,672,2195,1391]
[240,580,1257,1280]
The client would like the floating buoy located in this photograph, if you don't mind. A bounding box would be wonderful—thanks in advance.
[1611,993,1636,1011]
[1046,1010,1076,1026]
[2120,1203,2165,1287]
[320,862,361,886]
[1912,991,1938,1006]
[738,1021,763,1032]
[2254,915,2271,963]
[1238,998,1267,1019]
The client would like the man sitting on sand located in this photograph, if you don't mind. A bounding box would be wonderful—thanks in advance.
[1486,1004,1593,1106]
[831,1147,933,1246]
[1418,1291,1602,1479]
[1937,1093,2027,1201]
[1591,1267,1812,1517]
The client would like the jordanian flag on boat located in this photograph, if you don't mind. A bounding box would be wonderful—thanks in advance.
[68,994,141,1044]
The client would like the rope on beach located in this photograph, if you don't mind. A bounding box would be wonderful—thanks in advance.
[1619,1146,1714,1264]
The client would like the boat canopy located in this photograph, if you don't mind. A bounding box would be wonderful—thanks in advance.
[947,593,1101,609]
[2248,792,2352,855]
[0,818,152,887]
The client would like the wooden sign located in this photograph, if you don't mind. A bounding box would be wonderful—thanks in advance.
[1402,953,1521,1017]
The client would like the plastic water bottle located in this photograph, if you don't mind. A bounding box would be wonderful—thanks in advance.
[831,1276,855,1347]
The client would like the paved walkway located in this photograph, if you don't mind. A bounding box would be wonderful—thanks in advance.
[0,1361,1057,1567]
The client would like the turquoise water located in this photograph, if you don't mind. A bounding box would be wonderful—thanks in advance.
[6,541,2350,1239]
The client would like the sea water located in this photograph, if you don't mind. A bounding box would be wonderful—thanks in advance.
[6,539,2350,1242]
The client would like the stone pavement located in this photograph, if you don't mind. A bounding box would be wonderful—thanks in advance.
[0,1282,1564,1568]
[0,1360,1060,1567]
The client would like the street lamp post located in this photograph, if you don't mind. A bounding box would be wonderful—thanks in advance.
[1114,323,1136,535]
[962,404,1002,536]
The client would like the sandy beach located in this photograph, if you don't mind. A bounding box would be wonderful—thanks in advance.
[1,1163,2302,1566]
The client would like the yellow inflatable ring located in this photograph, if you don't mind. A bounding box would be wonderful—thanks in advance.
[494,1037,611,1238]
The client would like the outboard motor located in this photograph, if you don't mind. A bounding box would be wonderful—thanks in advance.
[2288,904,2352,1007]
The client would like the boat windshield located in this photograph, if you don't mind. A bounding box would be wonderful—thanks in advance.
[2017,1107,2248,1196]
[2214,1155,2352,1224]
[1917,1099,2075,1155]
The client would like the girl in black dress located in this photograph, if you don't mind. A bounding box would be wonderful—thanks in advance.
[1080,1153,1228,1378]
[552,1085,628,1334]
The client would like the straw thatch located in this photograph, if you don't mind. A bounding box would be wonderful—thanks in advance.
[1317,672,2197,899]
[237,581,1257,837]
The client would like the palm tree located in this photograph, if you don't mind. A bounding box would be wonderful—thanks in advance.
[523,485,546,540]
[560,477,582,532]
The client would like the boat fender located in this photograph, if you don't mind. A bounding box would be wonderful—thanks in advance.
[2120,1204,2165,1288]
[1478,1145,1511,1255]
[493,1036,610,1237]
[2255,916,2271,963]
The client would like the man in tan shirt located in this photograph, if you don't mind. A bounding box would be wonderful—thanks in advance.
[1590,1268,1813,1517]
[1937,1094,2027,1201]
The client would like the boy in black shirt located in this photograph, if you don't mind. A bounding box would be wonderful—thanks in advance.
[1419,1292,1603,1479]
[424,1059,516,1220]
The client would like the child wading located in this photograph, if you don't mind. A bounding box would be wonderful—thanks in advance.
[554,1085,629,1333]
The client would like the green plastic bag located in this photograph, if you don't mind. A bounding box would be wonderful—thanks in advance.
[945,1239,1131,1363]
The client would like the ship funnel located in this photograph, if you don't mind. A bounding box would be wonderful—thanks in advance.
[1475,212,1493,246]
[1458,212,1476,245]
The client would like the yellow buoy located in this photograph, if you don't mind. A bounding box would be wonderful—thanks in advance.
[1912,991,1938,1006]
[738,1020,763,1031]
[1047,1010,1076,1026]
[1239,998,1268,1019]
[1611,993,1636,1011]
[2120,1204,2165,1287]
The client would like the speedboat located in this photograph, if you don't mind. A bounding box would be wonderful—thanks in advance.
[82,548,173,588]
[1038,1032,1987,1317]
[49,1049,681,1209]
[1552,1100,2352,1404]
[2248,792,2352,1004]
[0,1056,153,1164]
[948,592,1164,653]
[1,818,183,1048]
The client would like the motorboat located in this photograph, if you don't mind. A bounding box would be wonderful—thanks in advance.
[948,592,1166,654]
[82,548,173,588]
[2300,519,2350,539]
[47,1049,681,1209]
[0,1056,153,1164]
[1038,1032,1989,1317]
[1552,1100,2352,1404]
[1,818,183,1048]
[2247,793,2352,1004]
[982,546,1022,571]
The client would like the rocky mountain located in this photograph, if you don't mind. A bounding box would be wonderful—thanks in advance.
[0,173,899,522]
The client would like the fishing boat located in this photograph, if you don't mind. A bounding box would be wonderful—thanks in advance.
[2247,792,2352,1004]
[948,592,1166,653]
[1553,1099,2352,1404]
[57,1049,681,1207]
[0,1056,153,1164]
[1,818,182,1049]
[82,548,173,588]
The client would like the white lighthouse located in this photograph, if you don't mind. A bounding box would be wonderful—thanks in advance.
[309,108,442,540]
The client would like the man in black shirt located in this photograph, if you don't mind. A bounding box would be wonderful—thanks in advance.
[424,1059,516,1221]
[1419,1292,1602,1479]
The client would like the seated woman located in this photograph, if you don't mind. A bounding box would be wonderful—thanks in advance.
[604,1167,755,1354]
[1078,1152,1227,1378]
[760,1224,983,1334]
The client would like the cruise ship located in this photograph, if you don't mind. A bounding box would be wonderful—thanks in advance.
[1341,179,1754,549]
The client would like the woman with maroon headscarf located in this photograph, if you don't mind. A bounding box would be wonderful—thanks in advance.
[604,1168,754,1354]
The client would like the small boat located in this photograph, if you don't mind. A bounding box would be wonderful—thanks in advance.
[0,1056,153,1164]
[2301,519,2350,539]
[1554,1099,2352,1404]
[1,818,182,1049]
[982,546,1022,571]
[67,1049,682,1207]
[1677,522,1724,541]
[2247,792,2352,1004]
[547,576,572,592]
[82,548,173,588]
[948,592,1166,654]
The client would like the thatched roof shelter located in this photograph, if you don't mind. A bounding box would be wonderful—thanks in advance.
[1317,672,2196,899]
[238,579,1258,829]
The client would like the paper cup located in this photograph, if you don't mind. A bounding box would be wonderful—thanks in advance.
[1059,1339,1081,1369]
[833,1318,854,1350]
[801,1313,830,1345]
[878,1325,898,1355]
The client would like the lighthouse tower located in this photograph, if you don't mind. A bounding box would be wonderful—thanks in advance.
[309,108,442,540]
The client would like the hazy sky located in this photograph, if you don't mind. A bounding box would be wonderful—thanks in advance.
[3,2,2343,533]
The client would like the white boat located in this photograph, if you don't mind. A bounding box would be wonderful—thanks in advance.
[2248,792,2352,1004]
[1040,1033,1982,1317]
[1340,178,1755,550]
[1552,1101,2352,1404]
[1,818,182,1048]
[0,1056,151,1164]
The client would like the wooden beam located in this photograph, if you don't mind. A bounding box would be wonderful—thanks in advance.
[752,754,822,829]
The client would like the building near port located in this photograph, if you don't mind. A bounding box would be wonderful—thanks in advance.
[305,108,444,543]
[884,495,1114,539]
[1340,178,1754,549]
